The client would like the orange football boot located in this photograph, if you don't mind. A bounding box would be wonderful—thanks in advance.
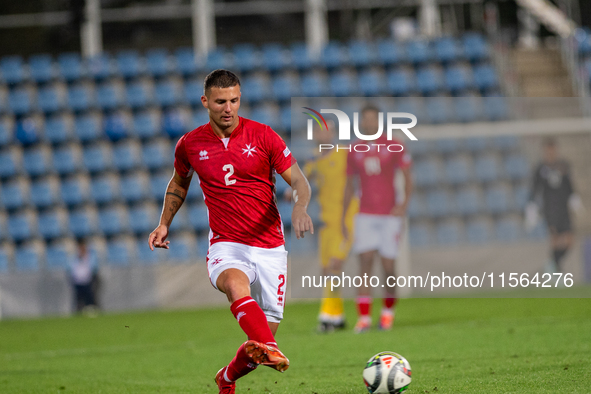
[244,340,290,372]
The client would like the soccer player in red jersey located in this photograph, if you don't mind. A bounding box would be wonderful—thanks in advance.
[341,105,413,333]
[148,70,314,393]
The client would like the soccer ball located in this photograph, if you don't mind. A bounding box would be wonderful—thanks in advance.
[362,351,412,394]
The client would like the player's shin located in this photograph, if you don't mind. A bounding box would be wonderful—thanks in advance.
[230,296,276,345]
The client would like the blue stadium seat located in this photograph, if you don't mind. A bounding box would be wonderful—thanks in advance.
[192,109,209,128]
[444,155,472,185]
[409,222,433,248]
[416,67,443,95]
[175,47,199,76]
[456,186,484,216]
[133,111,160,140]
[445,65,475,93]
[142,139,171,171]
[406,40,433,64]
[99,205,129,236]
[206,48,230,70]
[462,33,490,62]
[483,96,509,121]
[329,71,358,97]
[129,203,158,234]
[322,42,350,69]
[46,243,72,270]
[0,247,9,272]
[1,56,26,84]
[9,88,34,116]
[492,135,519,151]
[83,143,112,173]
[465,217,493,244]
[116,51,142,79]
[107,238,134,266]
[186,178,204,201]
[167,233,197,262]
[272,75,300,102]
[261,43,290,72]
[455,96,481,123]
[29,54,54,83]
[358,70,385,96]
[67,85,94,112]
[74,114,103,143]
[15,117,41,146]
[60,175,90,206]
[277,201,292,226]
[387,68,416,96]
[474,153,501,182]
[473,64,499,91]
[184,80,203,106]
[126,80,152,109]
[8,211,37,242]
[463,136,489,153]
[146,49,171,77]
[96,83,124,111]
[38,209,68,240]
[412,158,441,187]
[91,174,120,205]
[496,215,523,242]
[504,153,529,181]
[162,108,189,138]
[23,145,52,177]
[103,113,130,141]
[0,121,12,148]
[113,140,142,171]
[290,42,319,70]
[52,144,81,175]
[233,44,260,73]
[250,106,279,130]
[15,244,42,272]
[348,40,377,68]
[37,85,64,113]
[434,37,463,63]
[150,171,171,200]
[407,192,426,220]
[241,76,271,104]
[68,206,97,238]
[300,73,329,96]
[120,172,150,203]
[30,176,60,208]
[88,54,113,80]
[154,80,182,107]
[434,138,460,156]
[275,176,290,197]
[57,53,83,82]
[377,39,406,65]
[188,204,209,231]
[169,205,190,232]
[424,98,453,124]
[513,184,529,211]
[436,219,464,245]
[280,106,291,131]
[485,183,513,214]
[1,179,29,211]
[46,114,74,145]
[0,148,21,179]
[426,189,456,218]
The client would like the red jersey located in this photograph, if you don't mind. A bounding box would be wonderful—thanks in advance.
[174,117,295,248]
[346,137,411,215]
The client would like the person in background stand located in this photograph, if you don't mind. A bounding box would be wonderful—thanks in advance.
[68,239,100,315]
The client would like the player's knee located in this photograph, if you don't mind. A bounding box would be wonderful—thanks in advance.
[217,269,251,302]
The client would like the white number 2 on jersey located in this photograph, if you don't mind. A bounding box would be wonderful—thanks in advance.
[223,164,236,185]
[364,157,381,175]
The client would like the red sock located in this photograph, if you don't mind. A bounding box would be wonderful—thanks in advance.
[357,296,372,317]
[230,296,276,346]
[225,342,259,382]
[383,295,397,310]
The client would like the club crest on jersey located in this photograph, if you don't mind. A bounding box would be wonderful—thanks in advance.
[199,150,209,160]
[242,144,257,157]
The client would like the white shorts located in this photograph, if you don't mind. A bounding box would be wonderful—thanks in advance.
[207,242,288,323]
[353,213,403,259]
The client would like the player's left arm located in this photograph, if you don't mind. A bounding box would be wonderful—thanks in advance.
[391,166,413,216]
[281,164,314,239]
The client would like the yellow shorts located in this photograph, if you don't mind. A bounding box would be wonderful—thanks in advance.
[319,219,354,267]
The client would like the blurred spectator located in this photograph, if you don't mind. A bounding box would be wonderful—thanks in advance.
[68,239,100,315]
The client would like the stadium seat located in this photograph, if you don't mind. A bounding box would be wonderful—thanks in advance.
[407,192,426,220]
[57,53,83,82]
[8,210,37,242]
[233,44,260,73]
[162,108,190,138]
[348,40,377,68]
[463,136,489,153]
[329,71,358,97]
[358,69,385,96]
[426,189,456,218]
[0,147,22,179]
[116,51,142,79]
[68,206,98,238]
[272,74,300,102]
[46,243,72,270]
[290,42,319,70]
[192,109,209,128]
[241,75,271,103]
[128,203,159,234]
[513,183,529,211]
[120,171,150,203]
[167,232,197,262]
[424,98,453,124]
[492,135,519,151]
[29,54,54,83]
[68,84,94,112]
[463,33,490,62]
[15,117,41,146]
[485,183,513,214]
[175,47,199,76]
[406,40,433,64]
[30,176,60,208]
[71,111,96,146]
[434,138,460,156]
[376,39,406,65]
[445,64,475,93]
[1,178,30,211]
[250,105,280,130]
[300,73,329,96]
[465,216,494,244]
[38,208,68,240]
[154,80,182,107]
[126,80,152,109]
[133,111,160,140]
[483,96,509,121]
[436,219,464,245]
[88,54,113,80]
[0,246,10,272]
[52,143,82,175]
[106,237,135,266]
[1,56,26,84]
[444,155,473,185]
[23,145,53,177]
[322,42,350,69]
[112,139,142,171]
[60,174,91,207]
[261,43,290,72]
[495,215,523,242]
[136,236,167,264]
[456,186,484,216]
[504,153,529,181]
[434,37,463,63]
[169,205,190,232]
[45,115,72,145]
[408,221,433,248]
[83,143,113,173]
[184,79,203,106]
[473,64,499,91]
[280,106,292,132]
[412,158,441,187]
[454,96,482,123]
[416,67,443,95]
[146,49,171,77]
[103,112,130,141]
[188,204,209,231]
[9,88,34,116]
[277,201,292,226]
[142,138,171,171]
[37,85,64,113]
[150,171,171,200]
[15,243,43,272]
[99,204,130,236]
[90,173,121,205]
[186,177,204,201]
[387,68,416,96]
[96,83,124,111]
[474,153,502,183]
[0,120,13,148]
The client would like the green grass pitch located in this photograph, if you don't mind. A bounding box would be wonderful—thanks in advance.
[1,297,590,393]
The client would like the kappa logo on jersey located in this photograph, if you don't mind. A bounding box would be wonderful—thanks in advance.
[242,144,257,157]
[236,311,246,322]
[199,150,209,160]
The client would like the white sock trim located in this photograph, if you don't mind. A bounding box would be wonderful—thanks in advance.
[236,298,255,309]
[223,368,233,383]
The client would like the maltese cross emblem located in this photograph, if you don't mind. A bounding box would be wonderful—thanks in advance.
[242,144,257,157]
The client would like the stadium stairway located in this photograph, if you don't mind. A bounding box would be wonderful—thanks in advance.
[512,48,573,97]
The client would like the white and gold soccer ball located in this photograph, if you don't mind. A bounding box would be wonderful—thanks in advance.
[362,351,412,394]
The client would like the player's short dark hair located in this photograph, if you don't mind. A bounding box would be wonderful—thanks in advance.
[543,137,557,148]
[361,104,381,116]
[203,69,240,94]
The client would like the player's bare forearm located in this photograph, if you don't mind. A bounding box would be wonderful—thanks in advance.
[159,170,192,227]
[281,164,314,238]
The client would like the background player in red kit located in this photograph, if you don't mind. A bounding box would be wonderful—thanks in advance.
[148,69,314,393]
[341,105,413,333]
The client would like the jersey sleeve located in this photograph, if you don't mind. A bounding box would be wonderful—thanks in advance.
[174,135,194,178]
[266,127,295,174]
